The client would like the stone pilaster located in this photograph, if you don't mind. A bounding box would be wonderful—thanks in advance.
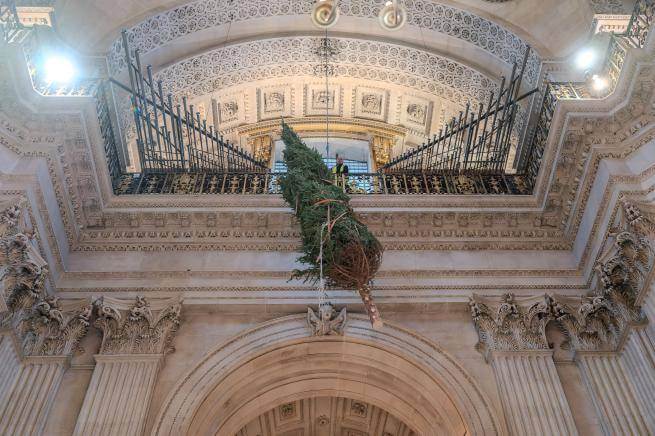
[0,333,20,405]
[621,327,655,429]
[576,352,649,435]
[470,294,579,435]
[0,355,68,435]
[73,296,182,436]
[491,351,579,435]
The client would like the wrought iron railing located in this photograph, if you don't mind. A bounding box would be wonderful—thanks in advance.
[521,83,556,190]
[381,48,537,174]
[95,82,122,188]
[0,0,23,44]
[551,0,653,100]
[113,31,268,174]
[113,171,532,196]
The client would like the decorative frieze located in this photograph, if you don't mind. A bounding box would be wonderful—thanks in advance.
[94,296,182,355]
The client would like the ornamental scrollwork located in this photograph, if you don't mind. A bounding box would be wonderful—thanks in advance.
[94,296,182,355]
[469,293,552,359]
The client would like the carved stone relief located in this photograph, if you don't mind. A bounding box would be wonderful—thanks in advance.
[304,84,342,116]
[354,86,388,122]
[257,86,292,120]
[307,303,347,336]
[399,94,432,135]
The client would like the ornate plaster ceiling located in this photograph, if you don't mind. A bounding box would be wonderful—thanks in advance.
[55,0,592,61]
[236,397,416,436]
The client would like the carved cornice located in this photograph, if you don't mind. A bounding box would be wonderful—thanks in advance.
[94,296,182,355]
[469,293,552,360]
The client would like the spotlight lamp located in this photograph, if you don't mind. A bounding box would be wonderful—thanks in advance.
[43,55,76,84]
[378,0,407,31]
[574,48,597,71]
[311,0,340,29]
[591,74,609,92]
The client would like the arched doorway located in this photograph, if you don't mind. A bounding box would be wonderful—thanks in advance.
[152,315,503,435]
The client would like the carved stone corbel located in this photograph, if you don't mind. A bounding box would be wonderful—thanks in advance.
[469,293,552,360]
[93,296,182,355]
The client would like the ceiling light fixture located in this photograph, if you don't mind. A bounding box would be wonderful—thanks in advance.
[43,55,76,84]
[378,0,407,31]
[574,48,597,71]
[311,0,340,29]
[591,74,609,92]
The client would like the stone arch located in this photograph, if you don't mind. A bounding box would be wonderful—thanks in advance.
[152,314,504,435]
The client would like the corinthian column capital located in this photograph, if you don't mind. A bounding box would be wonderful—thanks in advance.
[15,296,92,357]
[469,293,552,360]
[620,196,655,240]
[94,296,182,355]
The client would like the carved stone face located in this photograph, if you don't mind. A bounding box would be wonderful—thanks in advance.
[319,304,335,321]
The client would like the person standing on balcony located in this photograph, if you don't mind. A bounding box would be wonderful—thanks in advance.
[331,155,349,190]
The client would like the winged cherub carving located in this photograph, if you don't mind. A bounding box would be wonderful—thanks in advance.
[307,303,347,336]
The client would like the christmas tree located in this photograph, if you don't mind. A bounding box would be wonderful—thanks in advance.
[279,122,383,329]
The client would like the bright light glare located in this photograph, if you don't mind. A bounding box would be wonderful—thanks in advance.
[44,56,76,84]
[575,49,596,70]
[591,74,609,91]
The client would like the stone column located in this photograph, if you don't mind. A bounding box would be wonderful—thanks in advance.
[73,296,182,436]
[576,352,649,435]
[470,294,579,436]
[0,298,91,436]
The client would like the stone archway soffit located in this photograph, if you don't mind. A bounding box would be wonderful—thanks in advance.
[108,0,541,83]
[152,314,503,436]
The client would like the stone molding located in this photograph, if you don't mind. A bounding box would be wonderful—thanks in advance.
[94,296,182,355]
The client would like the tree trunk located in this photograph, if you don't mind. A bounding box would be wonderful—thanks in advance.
[358,284,383,330]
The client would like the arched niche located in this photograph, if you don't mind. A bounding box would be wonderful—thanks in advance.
[152,314,504,435]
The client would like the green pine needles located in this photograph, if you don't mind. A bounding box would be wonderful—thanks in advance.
[279,122,384,328]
